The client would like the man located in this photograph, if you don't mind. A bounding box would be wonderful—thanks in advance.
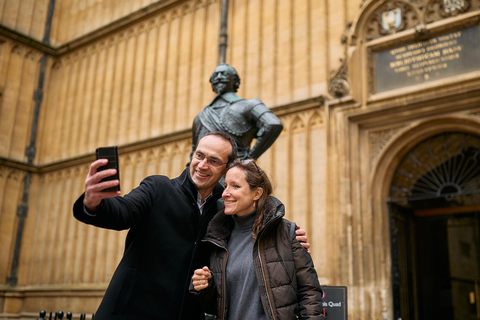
[73,132,309,319]
[192,63,283,160]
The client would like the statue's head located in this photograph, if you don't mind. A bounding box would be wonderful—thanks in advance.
[210,63,241,94]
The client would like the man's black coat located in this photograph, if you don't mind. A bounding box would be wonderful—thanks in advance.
[73,167,223,319]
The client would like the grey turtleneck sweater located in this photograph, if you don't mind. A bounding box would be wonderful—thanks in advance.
[226,210,267,320]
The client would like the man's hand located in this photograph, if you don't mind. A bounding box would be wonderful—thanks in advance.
[83,159,121,212]
[192,266,211,292]
[295,225,311,254]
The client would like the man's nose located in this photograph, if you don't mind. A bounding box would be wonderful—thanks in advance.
[198,158,209,168]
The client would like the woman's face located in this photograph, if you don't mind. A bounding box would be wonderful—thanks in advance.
[222,167,261,217]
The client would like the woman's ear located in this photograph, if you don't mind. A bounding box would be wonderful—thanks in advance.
[253,187,263,201]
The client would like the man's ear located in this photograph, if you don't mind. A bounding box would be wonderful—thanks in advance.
[253,187,263,201]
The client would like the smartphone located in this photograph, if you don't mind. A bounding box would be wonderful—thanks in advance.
[95,146,121,192]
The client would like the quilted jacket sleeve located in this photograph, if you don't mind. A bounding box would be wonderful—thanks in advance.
[292,237,326,319]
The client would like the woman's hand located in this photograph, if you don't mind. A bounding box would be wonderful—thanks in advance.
[192,266,211,291]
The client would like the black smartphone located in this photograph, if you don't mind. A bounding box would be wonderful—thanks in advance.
[95,146,120,192]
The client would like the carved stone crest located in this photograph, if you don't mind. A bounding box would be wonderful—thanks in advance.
[381,8,402,31]
[443,0,467,13]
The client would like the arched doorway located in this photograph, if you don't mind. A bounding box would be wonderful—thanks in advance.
[389,132,480,320]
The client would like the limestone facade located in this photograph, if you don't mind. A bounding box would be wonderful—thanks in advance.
[1,0,479,319]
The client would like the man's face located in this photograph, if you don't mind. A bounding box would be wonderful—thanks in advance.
[190,135,231,199]
[211,65,235,94]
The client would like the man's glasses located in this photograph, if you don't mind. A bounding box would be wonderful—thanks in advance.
[193,152,227,168]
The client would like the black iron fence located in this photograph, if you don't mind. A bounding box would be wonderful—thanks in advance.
[36,310,94,320]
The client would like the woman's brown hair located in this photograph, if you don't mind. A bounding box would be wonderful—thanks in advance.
[228,159,272,239]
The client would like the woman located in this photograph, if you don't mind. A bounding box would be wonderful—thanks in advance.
[191,159,325,320]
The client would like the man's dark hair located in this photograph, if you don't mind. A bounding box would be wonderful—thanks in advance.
[204,131,238,165]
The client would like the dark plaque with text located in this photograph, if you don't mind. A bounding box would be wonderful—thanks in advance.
[374,25,480,93]
[322,286,347,320]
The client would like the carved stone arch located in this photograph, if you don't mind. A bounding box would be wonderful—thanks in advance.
[122,153,135,168]
[147,15,160,30]
[145,148,158,163]
[75,47,89,62]
[51,59,63,70]
[62,53,74,66]
[25,50,41,62]
[11,44,26,56]
[53,170,64,183]
[136,21,149,35]
[181,139,193,154]
[126,25,138,39]
[106,35,116,49]
[136,149,150,164]
[171,142,185,157]
[38,172,46,185]
[291,115,306,133]
[307,110,325,129]
[61,167,73,180]
[116,30,128,45]
[0,166,8,179]
[72,165,83,178]
[195,0,208,10]
[71,50,81,62]
[372,116,480,196]
[169,8,181,21]
[157,146,170,161]
[96,39,107,52]
[370,115,480,319]
[390,131,480,205]
[6,168,22,182]
[86,43,98,57]
[159,14,168,26]
[181,2,194,15]
[44,171,56,185]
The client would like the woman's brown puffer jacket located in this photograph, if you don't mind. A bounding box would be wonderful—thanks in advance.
[193,196,325,320]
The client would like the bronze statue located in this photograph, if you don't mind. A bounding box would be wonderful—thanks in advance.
[192,63,283,160]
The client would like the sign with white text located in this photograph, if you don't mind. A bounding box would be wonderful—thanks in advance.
[322,286,347,320]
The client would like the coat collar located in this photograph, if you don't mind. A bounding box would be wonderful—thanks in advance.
[178,165,224,201]
[205,196,285,241]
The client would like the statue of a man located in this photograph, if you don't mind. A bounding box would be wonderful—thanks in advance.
[192,63,283,160]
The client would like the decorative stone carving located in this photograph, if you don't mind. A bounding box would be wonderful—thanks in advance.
[366,1,419,41]
[362,0,480,41]
[328,59,350,98]
[369,126,407,170]
[425,0,475,23]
